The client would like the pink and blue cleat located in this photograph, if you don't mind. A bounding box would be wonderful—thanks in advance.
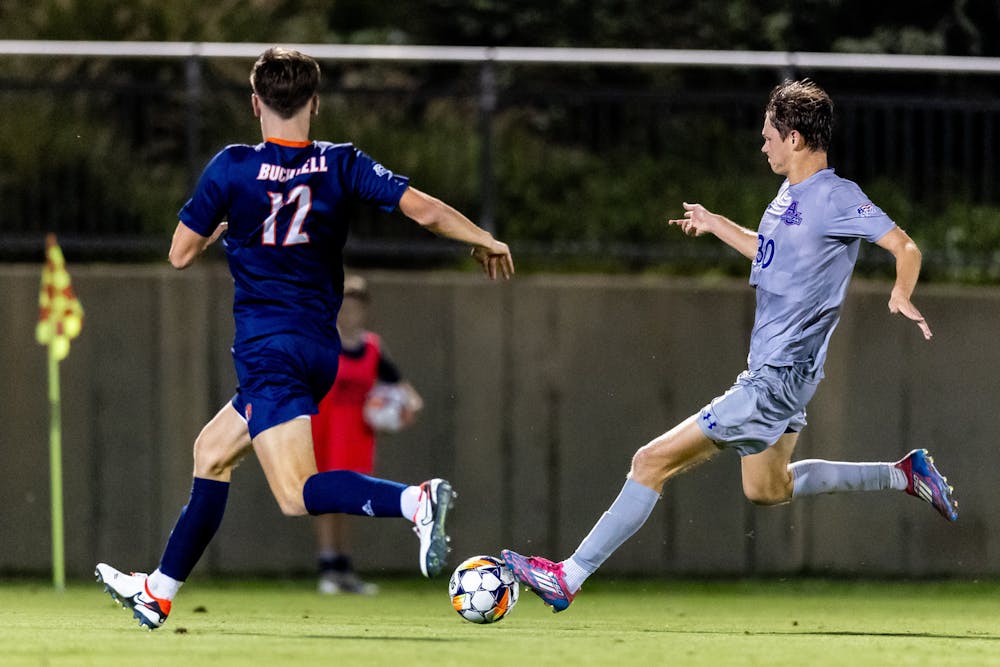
[501,549,576,612]
[895,448,958,522]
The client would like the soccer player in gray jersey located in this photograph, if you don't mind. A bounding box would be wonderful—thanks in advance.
[502,79,958,613]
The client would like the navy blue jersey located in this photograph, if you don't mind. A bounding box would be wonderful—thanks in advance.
[179,139,409,345]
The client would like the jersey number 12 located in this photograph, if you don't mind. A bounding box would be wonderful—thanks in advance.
[262,185,312,246]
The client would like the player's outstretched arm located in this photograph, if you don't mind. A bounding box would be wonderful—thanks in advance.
[875,227,932,340]
[399,187,514,280]
[666,202,758,260]
[168,221,227,269]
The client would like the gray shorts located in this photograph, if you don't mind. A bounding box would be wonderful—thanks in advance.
[697,365,821,456]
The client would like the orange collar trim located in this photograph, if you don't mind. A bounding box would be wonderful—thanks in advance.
[265,137,312,148]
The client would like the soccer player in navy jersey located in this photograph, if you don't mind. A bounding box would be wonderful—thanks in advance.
[96,47,513,630]
[502,79,957,613]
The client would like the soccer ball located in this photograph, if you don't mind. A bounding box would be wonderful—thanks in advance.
[363,383,409,433]
[448,555,519,624]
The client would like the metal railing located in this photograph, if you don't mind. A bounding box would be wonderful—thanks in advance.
[1,42,998,276]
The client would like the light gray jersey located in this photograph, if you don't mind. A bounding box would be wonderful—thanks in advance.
[747,168,896,373]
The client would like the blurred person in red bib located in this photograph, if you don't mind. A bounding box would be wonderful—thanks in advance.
[311,275,423,594]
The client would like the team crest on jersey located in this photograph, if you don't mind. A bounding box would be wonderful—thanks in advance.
[780,200,803,226]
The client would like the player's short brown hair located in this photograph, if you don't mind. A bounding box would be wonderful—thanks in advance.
[765,79,833,152]
[250,47,321,119]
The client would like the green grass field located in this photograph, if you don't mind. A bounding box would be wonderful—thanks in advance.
[1,577,998,666]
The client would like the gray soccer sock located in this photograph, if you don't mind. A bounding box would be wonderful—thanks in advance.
[562,478,660,592]
[789,459,906,497]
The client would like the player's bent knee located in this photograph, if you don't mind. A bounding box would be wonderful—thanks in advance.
[742,480,791,506]
[745,492,786,507]
[193,441,231,479]
[630,441,676,487]
[269,478,310,517]
[274,492,308,517]
[277,501,308,517]
[629,444,656,478]
[192,429,251,480]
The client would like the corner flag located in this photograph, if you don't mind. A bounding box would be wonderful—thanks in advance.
[36,233,82,592]
[36,233,84,360]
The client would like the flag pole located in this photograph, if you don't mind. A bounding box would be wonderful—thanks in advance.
[37,233,81,592]
[48,340,66,592]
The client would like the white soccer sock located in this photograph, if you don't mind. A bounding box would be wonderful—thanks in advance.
[399,485,421,522]
[789,459,907,497]
[146,568,183,601]
[561,478,660,593]
[560,557,591,594]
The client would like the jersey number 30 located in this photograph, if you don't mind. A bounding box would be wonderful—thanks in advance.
[755,234,775,269]
[262,185,312,246]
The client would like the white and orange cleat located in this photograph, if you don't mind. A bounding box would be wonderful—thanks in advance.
[95,563,172,630]
[411,479,455,577]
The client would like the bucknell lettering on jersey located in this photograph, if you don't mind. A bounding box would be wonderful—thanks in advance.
[256,156,329,182]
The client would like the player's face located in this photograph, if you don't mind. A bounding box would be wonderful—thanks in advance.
[761,116,793,177]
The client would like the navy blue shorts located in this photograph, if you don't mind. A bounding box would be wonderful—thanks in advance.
[230,334,339,439]
[696,364,821,456]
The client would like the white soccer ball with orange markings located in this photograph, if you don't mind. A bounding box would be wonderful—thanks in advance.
[448,555,519,624]
[362,383,409,433]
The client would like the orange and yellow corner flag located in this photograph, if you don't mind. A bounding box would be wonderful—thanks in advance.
[36,233,83,361]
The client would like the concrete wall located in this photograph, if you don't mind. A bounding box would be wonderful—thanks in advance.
[1,264,996,579]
